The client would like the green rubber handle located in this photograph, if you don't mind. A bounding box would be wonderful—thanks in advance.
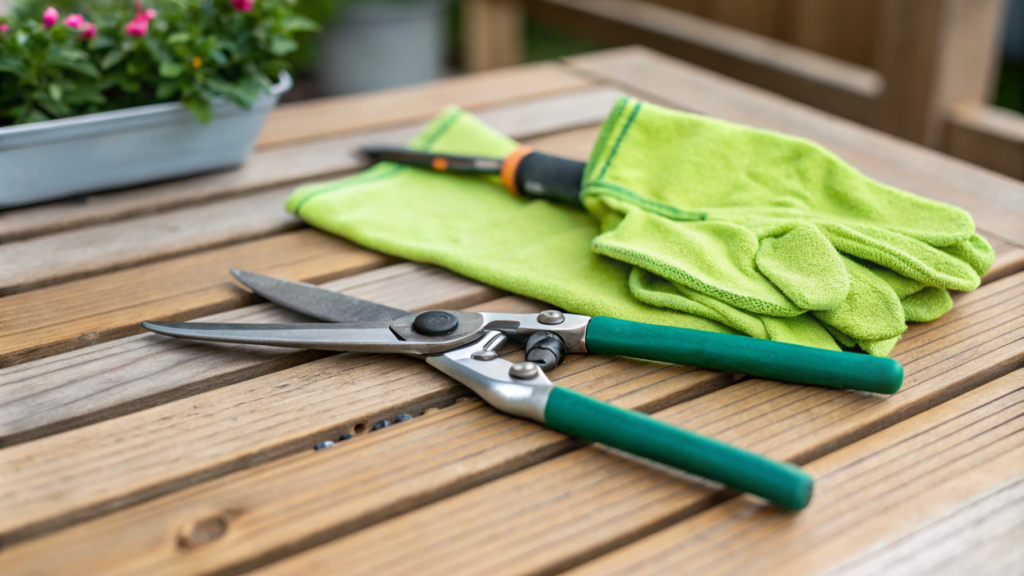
[544,386,813,509]
[586,317,903,394]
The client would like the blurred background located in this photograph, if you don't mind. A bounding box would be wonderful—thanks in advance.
[3,0,1022,179]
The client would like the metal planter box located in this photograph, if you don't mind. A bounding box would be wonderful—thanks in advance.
[0,72,292,209]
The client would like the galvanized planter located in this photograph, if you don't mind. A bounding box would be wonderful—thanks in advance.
[0,71,292,209]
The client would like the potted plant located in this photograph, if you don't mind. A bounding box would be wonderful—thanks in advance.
[0,0,317,208]
[304,0,449,95]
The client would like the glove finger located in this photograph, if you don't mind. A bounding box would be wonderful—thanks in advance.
[813,256,907,342]
[591,207,806,317]
[819,223,985,291]
[939,233,996,278]
[629,268,841,350]
[902,287,953,323]
[756,223,850,311]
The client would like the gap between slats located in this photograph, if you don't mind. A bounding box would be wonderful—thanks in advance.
[0,271,1020,574]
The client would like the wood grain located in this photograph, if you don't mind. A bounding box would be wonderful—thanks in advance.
[0,187,299,296]
[9,271,1021,575]
[242,271,1024,576]
[0,89,620,368]
[257,62,588,148]
[532,0,882,123]
[0,230,392,369]
[0,354,736,575]
[565,370,1024,576]
[0,289,535,546]
[462,0,526,71]
[0,263,502,448]
[827,474,1024,575]
[0,86,622,243]
[946,102,1024,180]
[566,46,1024,246]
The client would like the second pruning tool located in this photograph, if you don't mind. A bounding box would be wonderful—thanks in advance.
[143,270,905,509]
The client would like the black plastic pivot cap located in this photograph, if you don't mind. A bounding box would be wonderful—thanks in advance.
[412,311,459,336]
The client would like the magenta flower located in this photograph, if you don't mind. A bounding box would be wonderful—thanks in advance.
[0,23,9,33]
[125,16,149,36]
[231,0,254,12]
[139,8,157,21]
[42,7,59,28]
[64,13,84,28]
[80,21,96,39]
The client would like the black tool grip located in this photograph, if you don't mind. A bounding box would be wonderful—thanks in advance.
[514,152,586,206]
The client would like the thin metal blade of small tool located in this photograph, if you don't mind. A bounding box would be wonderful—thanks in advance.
[230,269,409,323]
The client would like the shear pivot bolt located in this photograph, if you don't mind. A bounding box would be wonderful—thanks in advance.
[537,310,564,325]
[509,362,540,379]
[471,350,498,361]
[413,311,459,336]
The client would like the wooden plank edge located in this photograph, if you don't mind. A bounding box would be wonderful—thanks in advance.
[3,271,1021,574]
[0,263,504,447]
[945,102,1024,180]
[230,271,1024,576]
[531,0,882,122]
[256,61,592,148]
[0,85,619,244]
[564,369,1024,575]
[562,46,1024,246]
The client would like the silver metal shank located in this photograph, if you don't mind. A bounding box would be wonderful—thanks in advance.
[426,331,555,424]
[476,312,590,353]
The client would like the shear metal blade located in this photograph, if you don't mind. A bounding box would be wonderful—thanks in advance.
[230,269,409,323]
[142,321,404,352]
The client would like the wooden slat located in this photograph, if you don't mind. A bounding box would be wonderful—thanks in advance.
[565,47,1024,246]
[0,344,737,572]
[256,62,588,148]
[827,476,1024,575]
[0,187,300,296]
[0,286,523,546]
[532,0,883,123]
[782,0,880,67]
[462,0,526,71]
[0,230,392,369]
[236,271,1024,576]
[6,271,1021,574]
[871,0,1005,146]
[0,263,501,448]
[0,86,622,243]
[564,370,1024,575]
[946,102,1024,180]
[0,90,618,369]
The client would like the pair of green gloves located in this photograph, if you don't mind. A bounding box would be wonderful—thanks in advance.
[288,97,993,357]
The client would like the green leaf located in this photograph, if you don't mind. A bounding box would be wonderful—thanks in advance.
[159,61,185,79]
[156,81,178,100]
[167,31,190,44]
[88,35,118,51]
[184,97,212,123]
[281,15,319,33]
[48,83,62,102]
[268,35,298,57]
[22,108,51,124]
[100,50,125,71]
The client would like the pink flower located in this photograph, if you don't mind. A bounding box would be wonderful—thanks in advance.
[125,16,148,36]
[80,21,96,39]
[64,13,84,28]
[42,7,59,28]
[138,8,157,21]
[231,0,254,12]
[0,23,9,33]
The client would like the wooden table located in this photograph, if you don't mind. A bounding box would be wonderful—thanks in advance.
[1,46,1022,575]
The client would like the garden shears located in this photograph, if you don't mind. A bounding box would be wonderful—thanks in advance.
[143,270,904,509]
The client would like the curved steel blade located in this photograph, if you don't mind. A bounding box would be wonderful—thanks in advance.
[142,318,486,355]
[230,269,409,323]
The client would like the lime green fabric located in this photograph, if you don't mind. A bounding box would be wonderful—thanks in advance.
[581,97,993,355]
[287,106,735,336]
[286,97,992,357]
